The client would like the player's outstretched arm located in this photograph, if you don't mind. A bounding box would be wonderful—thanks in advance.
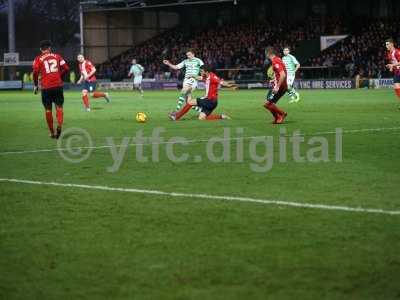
[387,62,400,70]
[163,60,179,70]
[220,80,235,88]
[191,75,203,81]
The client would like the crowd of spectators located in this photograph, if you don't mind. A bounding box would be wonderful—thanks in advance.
[97,17,400,80]
[309,19,400,78]
[97,17,347,80]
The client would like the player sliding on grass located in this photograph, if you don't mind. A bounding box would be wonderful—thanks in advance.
[33,40,69,139]
[77,54,110,112]
[128,59,144,97]
[163,49,203,112]
[385,38,400,108]
[282,46,301,103]
[263,47,288,124]
[169,66,231,121]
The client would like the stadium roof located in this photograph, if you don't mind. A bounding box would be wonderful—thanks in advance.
[80,0,236,11]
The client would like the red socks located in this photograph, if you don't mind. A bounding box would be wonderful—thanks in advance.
[45,107,63,135]
[56,107,63,127]
[82,92,107,108]
[264,102,285,116]
[175,103,192,120]
[93,91,105,98]
[82,94,90,108]
[264,102,277,118]
[175,104,224,121]
[206,114,223,120]
[45,110,54,134]
[395,88,400,98]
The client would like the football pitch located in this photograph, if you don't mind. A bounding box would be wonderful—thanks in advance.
[1,89,400,299]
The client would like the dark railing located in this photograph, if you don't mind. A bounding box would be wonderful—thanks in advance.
[215,66,345,81]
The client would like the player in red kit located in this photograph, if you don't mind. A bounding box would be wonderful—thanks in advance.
[77,54,110,112]
[169,66,231,121]
[33,40,69,139]
[385,38,400,108]
[264,47,288,124]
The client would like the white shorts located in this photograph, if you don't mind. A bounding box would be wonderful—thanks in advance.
[287,74,296,86]
[183,78,198,91]
[134,76,143,85]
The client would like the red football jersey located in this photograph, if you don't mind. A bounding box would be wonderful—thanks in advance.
[204,72,220,101]
[32,52,69,89]
[79,59,96,82]
[387,48,400,76]
[271,56,288,89]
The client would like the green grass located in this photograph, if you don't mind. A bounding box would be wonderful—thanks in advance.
[0,89,400,299]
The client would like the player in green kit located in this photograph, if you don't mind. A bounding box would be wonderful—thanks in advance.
[163,49,204,111]
[282,47,301,103]
[128,59,145,97]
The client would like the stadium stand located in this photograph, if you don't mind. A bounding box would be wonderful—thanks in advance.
[308,19,400,78]
[97,17,350,80]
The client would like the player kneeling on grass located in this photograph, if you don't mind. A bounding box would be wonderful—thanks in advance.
[128,59,144,97]
[76,54,110,112]
[33,40,69,139]
[169,66,231,121]
[263,47,288,124]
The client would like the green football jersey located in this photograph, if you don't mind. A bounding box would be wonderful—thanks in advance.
[176,57,204,78]
[282,54,300,76]
[129,64,144,76]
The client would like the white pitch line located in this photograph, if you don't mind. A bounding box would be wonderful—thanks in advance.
[1,126,400,156]
[0,178,399,216]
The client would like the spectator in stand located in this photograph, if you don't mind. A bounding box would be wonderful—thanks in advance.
[96,17,398,81]
[97,17,346,81]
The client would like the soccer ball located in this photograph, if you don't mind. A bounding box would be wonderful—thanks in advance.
[136,112,147,123]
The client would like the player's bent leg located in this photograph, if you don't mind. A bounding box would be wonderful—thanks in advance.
[394,83,400,108]
[92,91,111,103]
[198,112,207,120]
[176,85,191,111]
[264,91,278,122]
[265,101,287,124]
[205,114,224,120]
[137,84,144,96]
[45,109,55,138]
[185,93,201,113]
[264,90,287,124]
[287,76,300,103]
[287,86,295,102]
[192,106,202,113]
[82,90,90,111]
[169,97,196,121]
[53,88,64,139]
[55,105,63,139]
[41,90,55,138]
[187,98,197,106]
